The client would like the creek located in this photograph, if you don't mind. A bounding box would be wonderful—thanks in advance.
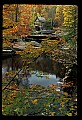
[2,55,66,90]
[2,54,77,116]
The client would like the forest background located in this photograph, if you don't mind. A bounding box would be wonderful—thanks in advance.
[2,4,78,48]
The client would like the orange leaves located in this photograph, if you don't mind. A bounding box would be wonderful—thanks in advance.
[63,92,68,96]
[3,5,14,25]
[4,72,9,75]
[30,85,36,89]
[10,26,18,33]
[50,84,58,88]
[36,4,42,14]
[62,81,74,88]
[31,99,38,104]
[3,4,19,38]
[17,4,32,35]
[17,25,32,36]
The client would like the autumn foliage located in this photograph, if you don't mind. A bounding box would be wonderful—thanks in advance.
[2,4,77,116]
[2,4,78,42]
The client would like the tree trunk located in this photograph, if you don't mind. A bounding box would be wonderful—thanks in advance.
[15,4,18,22]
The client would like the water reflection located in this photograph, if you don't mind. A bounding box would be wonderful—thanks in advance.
[28,71,60,86]
[30,55,66,78]
[2,55,66,89]
[2,55,21,74]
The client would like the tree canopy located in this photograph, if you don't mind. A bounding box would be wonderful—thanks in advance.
[2,4,78,39]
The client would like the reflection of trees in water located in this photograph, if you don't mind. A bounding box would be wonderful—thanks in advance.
[16,70,31,89]
[35,57,54,73]
[2,56,23,72]
[3,55,66,79]
[53,63,66,78]
[3,55,77,100]
[31,56,66,78]
[2,55,66,88]
[2,58,13,72]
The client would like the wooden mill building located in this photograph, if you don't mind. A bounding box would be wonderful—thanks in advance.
[34,17,46,31]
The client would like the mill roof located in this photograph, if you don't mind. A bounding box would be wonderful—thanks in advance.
[35,17,46,23]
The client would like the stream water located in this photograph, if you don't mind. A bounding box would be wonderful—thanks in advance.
[2,55,66,90]
[2,55,77,116]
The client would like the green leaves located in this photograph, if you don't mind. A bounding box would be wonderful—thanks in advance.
[66,113,72,116]
[2,82,77,116]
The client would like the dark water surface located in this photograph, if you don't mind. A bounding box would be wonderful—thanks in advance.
[2,55,66,89]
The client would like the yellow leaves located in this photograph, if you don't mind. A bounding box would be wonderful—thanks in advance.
[60,37,65,43]
[2,104,5,111]
[59,108,62,111]
[14,108,20,112]
[60,102,65,108]
[45,103,50,107]
[4,72,9,75]
[22,78,25,80]
[2,39,12,48]
[63,97,70,102]
[63,5,77,28]
[20,91,25,95]
[16,51,23,55]
[2,107,4,112]
[49,112,55,116]
[67,113,72,116]
[24,99,28,104]
[45,76,50,80]
[31,99,38,104]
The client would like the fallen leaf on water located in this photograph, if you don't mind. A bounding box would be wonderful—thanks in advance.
[45,76,50,80]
